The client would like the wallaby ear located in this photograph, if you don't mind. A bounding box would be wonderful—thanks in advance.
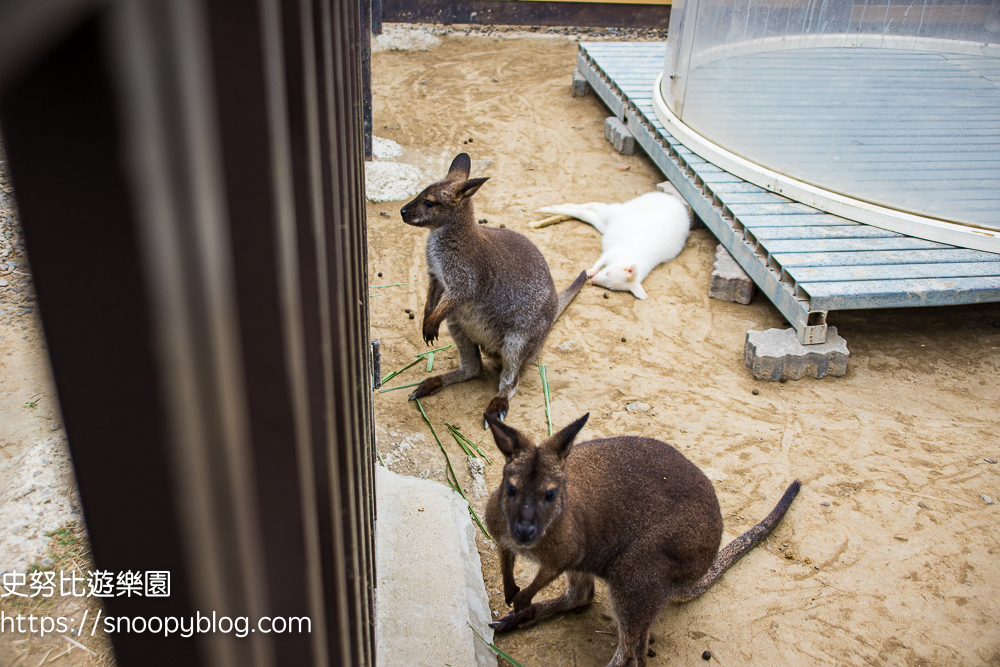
[450,177,489,203]
[447,153,472,180]
[485,412,523,459]
[547,413,590,460]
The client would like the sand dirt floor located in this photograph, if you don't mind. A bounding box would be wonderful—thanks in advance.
[368,30,1000,667]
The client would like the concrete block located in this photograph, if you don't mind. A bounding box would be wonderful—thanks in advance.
[571,69,590,97]
[744,326,849,381]
[376,466,494,667]
[656,181,703,229]
[604,117,636,156]
[709,244,755,305]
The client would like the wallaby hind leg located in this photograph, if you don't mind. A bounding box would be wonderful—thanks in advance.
[483,333,536,428]
[604,568,674,667]
[606,592,660,667]
[483,333,545,430]
[408,323,482,401]
[490,571,595,633]
[536,203,609,233]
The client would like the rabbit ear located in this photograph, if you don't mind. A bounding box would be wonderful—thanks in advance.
[447,153,472,180]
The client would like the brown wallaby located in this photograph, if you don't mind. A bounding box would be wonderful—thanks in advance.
[484,412,801,667]
[401,153,587,427]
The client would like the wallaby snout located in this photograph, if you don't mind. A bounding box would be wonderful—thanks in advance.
[513,520,537,545]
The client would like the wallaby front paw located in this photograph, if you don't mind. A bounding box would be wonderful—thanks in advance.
[408,376,445,401]
[422,321,440,345]
[483,396,509,429]
[511,590,534,612]
[504,584,520,607]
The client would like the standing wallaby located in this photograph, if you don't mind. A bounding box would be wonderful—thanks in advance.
[401,153,587,427]
[484,412,801,667]
[536,191,690,299]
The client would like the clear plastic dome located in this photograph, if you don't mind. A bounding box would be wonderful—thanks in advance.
[658,0,1000,238]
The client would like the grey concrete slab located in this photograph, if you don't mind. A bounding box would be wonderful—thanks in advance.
[571,69,590,97]
[744,326,849,381]
[376,466,494,667]
[710,244,755,305]
[604,116,637,155]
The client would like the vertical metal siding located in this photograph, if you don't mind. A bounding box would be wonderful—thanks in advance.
[0,0,376,665]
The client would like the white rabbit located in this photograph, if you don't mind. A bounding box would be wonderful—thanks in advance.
[536,191,690,299]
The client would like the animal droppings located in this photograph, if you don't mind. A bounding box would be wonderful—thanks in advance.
[784,552,795,560]
[702,650,712,660]
[478,218,488,224]
[404,308,412,313]
[647,648,656,657]
[378,272,383,277]
[752,388,759,395]
[499,223,506,228]
[604,293,609,299]
[621,337,626,342]
[408,313,415,320]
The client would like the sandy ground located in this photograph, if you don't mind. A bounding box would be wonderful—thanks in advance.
[368,30,1000,667]
[0,153,112,665]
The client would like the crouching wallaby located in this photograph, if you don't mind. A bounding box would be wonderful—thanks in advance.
[401,153,586,427]
[484,413,801,667]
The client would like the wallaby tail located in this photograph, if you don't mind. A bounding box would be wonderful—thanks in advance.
[675,480,802,602]
[555,270,588,320]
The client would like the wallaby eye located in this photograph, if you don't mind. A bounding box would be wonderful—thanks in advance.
[422,200,434,208]
[506,483,516,497]
[545,489,557,502]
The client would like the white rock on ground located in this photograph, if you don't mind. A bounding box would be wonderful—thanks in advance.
[0,433,80,574]
[372,26,442,52]
[466,456,487,499]
[375,465,494,667]
[365,161,426,202]
[372,136,404,160]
